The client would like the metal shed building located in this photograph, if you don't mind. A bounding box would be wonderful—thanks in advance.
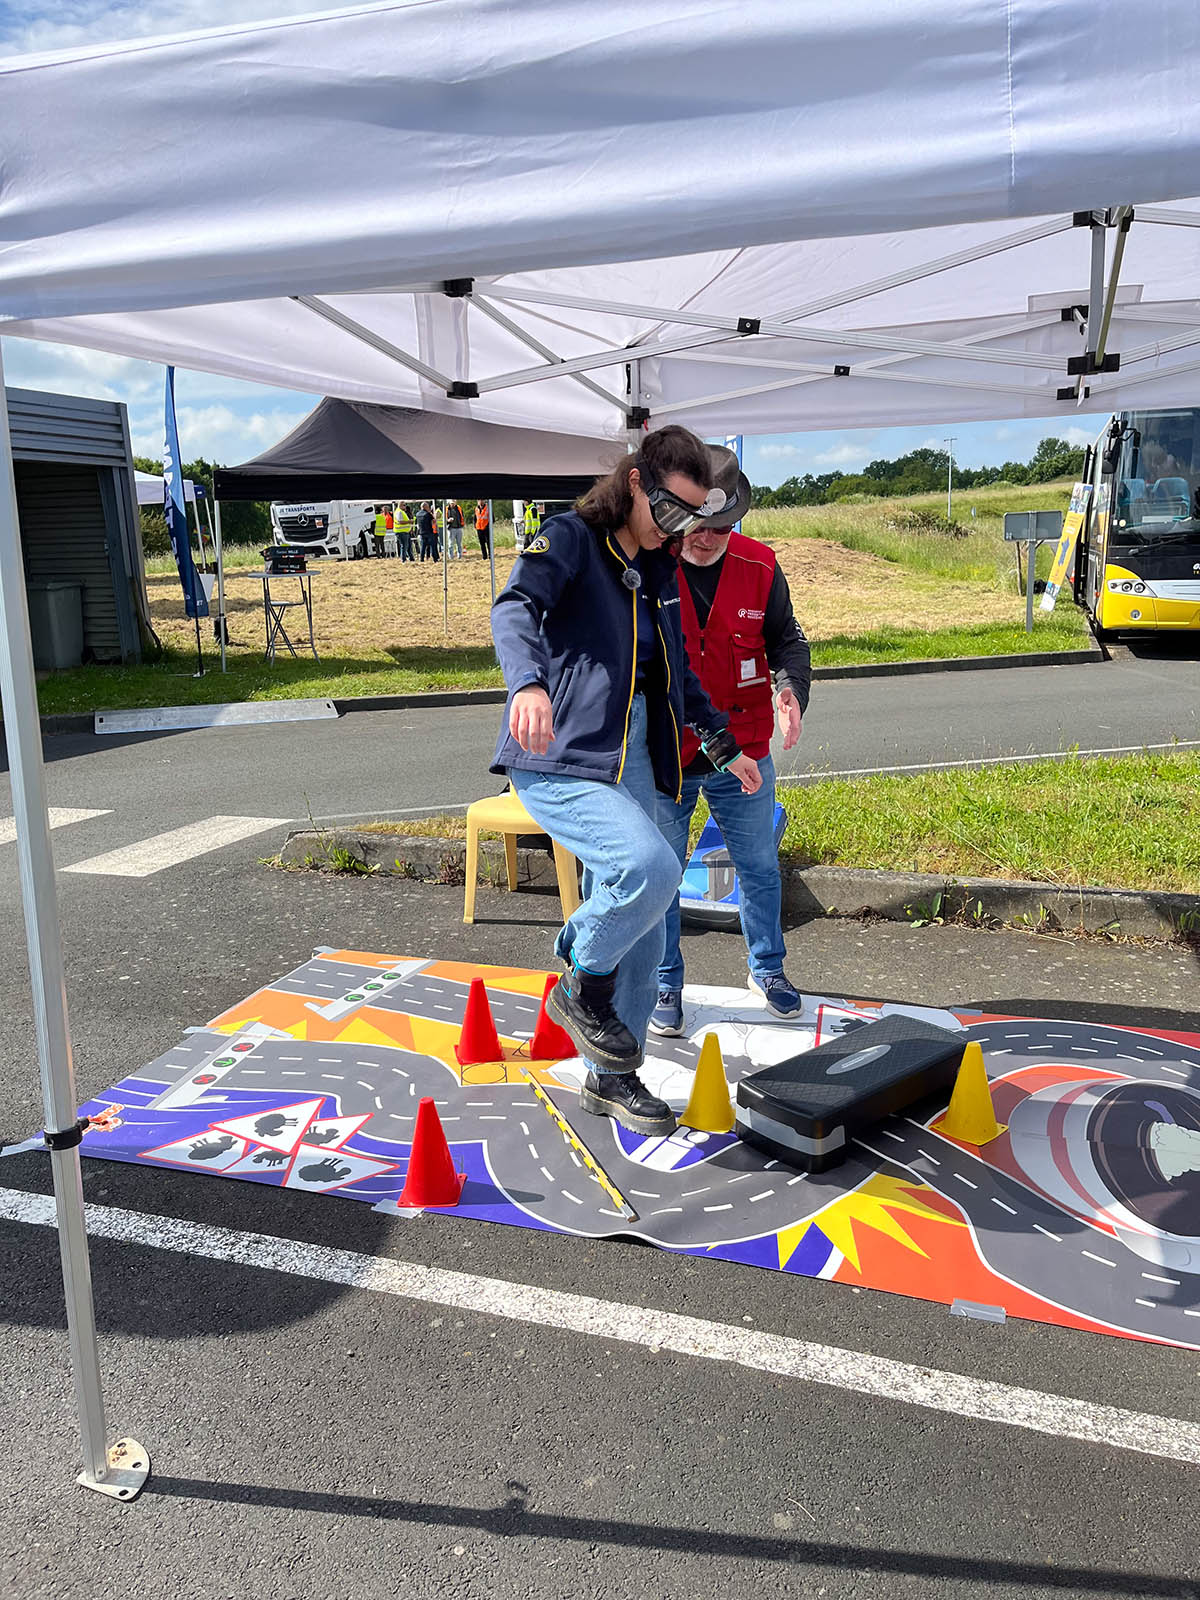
[6,386,147,664]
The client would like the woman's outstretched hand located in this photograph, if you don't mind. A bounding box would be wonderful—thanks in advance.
[510,686,555,755]
[727,753,762,795]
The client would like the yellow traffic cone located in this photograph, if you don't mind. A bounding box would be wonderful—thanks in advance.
[935,1041,1006,1145]
[681,1033,735,1134]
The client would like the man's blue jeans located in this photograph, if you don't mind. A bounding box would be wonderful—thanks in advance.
[509,696,681,1071]
[656,754,785,991]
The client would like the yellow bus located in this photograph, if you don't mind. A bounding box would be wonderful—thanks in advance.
[1075,409,1200,636]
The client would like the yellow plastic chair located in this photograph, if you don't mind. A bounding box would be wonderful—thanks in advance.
[463,790,581,924]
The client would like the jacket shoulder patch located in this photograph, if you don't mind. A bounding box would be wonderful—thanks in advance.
[526,533,551,554]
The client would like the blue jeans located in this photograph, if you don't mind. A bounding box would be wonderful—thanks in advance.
[509,696,681,1072]
[656,753,785,991]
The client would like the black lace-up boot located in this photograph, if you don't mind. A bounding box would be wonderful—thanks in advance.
[580,1070,676,1136]
[547,966,641,1069]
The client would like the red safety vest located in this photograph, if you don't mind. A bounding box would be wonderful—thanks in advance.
[677,531,776,762]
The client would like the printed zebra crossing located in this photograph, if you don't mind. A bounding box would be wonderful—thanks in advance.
[0,808,287,877]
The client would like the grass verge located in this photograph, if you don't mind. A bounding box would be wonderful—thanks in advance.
[306,751,1200,896]
[776,749,1200,894]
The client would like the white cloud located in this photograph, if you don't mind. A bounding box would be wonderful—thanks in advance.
[1059,426,1097,449]
[756,442,807,462]
[4,335,313,462]
[130,403,309,463]
[810,440,870,470]
[0,1,308,55]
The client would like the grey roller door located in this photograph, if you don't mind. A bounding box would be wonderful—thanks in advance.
[15,461,124,662]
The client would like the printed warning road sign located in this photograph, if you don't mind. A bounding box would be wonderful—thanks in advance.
[283,1145,397,1193]
[211,1098,322,1154]
[299,1113,372,1151]
[140,1131,249,1172]
[225,1146,293,1179]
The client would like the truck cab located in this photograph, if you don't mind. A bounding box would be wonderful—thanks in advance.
[270,499,376,560]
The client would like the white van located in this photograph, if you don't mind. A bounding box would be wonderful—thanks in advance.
[270,500,377,560]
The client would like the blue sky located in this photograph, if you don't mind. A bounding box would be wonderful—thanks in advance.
[1,0,1109,482]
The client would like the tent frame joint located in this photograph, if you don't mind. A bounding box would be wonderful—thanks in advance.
[446,380,479,399]
[442,278,474,298]
[44,1119,88,1151]
[626,405,651,428]
[1067,351,1120,376]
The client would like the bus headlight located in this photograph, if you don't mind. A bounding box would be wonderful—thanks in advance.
[1121,581,1133,592]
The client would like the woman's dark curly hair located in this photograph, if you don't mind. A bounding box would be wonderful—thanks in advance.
[576,425,713,533]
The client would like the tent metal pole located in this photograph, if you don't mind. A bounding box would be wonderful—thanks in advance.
[442,499,449,636]
[0,342,148,1501]
[471,314,1064,396]
[213,498,227,672]
[468,294,627,413]
[1092,207,1133,370]
[487,499,496,605]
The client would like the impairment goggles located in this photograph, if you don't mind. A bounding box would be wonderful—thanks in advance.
[642,474,728,536]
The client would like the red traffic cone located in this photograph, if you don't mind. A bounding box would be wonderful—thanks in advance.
[398,1097,466,1208]
[455,977,502,1066]
[529,974,575,1060]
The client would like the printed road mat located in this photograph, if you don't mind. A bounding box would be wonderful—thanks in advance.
[68,949,1200,1349]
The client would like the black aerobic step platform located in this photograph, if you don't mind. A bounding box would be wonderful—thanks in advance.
[735,1013,966,1173]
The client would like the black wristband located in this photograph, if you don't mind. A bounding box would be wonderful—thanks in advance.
[699,727,741,771]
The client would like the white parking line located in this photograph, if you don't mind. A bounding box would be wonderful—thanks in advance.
[0,807,111,846]
[62,815,288,877]
[3,1187,1197,1468]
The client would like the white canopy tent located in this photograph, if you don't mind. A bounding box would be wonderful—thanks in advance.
[134,471,197,506]
[3,0,1200,1498]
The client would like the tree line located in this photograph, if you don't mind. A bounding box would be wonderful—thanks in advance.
[134,456,271,555]
[750,436,1086,508]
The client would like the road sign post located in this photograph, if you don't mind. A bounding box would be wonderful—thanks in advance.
[1003,510,1064,632]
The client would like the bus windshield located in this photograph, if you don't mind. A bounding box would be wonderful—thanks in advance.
[1111,409,1200,546]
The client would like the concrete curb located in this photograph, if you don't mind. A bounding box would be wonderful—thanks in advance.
[809,643,1103,681]
[277,827,1198,940]
[22,641,1103,739]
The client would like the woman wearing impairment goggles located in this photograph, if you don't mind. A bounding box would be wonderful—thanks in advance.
[490,425,761,1137]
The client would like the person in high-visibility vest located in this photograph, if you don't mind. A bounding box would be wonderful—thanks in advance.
[394,501,415,562]
[475,499,491,558]
[524,502,542,545]
[372,504,388,559]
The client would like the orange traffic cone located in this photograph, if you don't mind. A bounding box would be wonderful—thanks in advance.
[397,1097,466,1208]
[455,977,502,1066]
[530,974,575,1060]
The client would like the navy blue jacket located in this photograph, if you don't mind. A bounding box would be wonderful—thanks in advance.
[490,511,728,799]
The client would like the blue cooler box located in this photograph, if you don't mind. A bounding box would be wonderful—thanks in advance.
[678,802,787,930]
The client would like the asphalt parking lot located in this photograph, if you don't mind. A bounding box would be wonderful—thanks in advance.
[2,838,1198,1599]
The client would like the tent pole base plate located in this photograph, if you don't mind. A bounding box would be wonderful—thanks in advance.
[77,1438,150,1501]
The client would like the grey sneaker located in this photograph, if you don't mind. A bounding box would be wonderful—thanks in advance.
[649,988,684,1037]
[748,970,803,1018]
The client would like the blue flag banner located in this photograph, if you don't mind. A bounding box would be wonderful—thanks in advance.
[723,434,744,529]
[163,365,208,619]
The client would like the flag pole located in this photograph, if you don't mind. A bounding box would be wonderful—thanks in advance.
[0,342,149,1501]
[487,499,495,604]
[213,498,227,672]
[163,366,207,676]
[442,499,449,636]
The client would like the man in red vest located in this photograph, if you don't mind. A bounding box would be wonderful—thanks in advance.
[651,446,810,1034]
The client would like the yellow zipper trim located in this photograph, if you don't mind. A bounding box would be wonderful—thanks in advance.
[607,535,637,783]
[657,616,683,802]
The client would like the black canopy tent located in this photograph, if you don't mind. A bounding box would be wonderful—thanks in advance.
[213,397,618,501]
